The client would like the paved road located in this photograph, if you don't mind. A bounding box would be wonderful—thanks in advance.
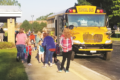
[74,45,120,80]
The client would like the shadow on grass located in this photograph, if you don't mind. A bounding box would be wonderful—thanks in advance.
[0,49,28,80]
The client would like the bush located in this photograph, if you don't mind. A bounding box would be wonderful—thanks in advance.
[0,42,15,49]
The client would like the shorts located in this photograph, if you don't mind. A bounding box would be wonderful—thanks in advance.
[53,52,57,58]
[39,51,44,55]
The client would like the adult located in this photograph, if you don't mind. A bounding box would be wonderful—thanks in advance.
[35,31,42,50]
[16,28,27,63]
[0,28,5,33]
[42,33,55,67]
[36,31,42,44]
[58,28,73,73]
[0,28,5,42]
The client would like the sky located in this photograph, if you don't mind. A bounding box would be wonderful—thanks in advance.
[16,0,78,23]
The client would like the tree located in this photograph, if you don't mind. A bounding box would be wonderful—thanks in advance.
[77,0,91,5]
[110,0,120,26]
[36,13,54,20]
[20,20,30,32]
[32,22,47,33]
[0,0,21,7]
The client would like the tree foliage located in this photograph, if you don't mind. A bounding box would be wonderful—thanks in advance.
[0,0,21,7]
[36,13,54,20]
[20,20,47,33]
[77,0,91,5]
[77,0,120,27]
[20,20,30,32]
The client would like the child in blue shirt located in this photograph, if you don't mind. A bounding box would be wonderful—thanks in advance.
[38,40,44,63]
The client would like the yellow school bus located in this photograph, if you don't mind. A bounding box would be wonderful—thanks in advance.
[47,5,113,60]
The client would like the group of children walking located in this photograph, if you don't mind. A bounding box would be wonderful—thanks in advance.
[23,30,59,66]
[16,27,73,73]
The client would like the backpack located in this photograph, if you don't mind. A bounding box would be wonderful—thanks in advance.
[24,48,26,53]
[55,44,60,54]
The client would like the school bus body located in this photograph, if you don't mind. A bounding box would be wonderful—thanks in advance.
[47,5,113,60]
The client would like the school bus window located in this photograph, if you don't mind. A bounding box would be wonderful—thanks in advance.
[67,14,105,27]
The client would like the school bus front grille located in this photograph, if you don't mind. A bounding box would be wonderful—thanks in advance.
[83,34,103,42]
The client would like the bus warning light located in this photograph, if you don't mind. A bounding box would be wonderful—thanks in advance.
[100,9,103,13]
[97,9,100,13]
[69,9,73,13]
[73,9,76,13]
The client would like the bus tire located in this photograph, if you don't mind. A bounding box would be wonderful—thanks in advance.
[71,51,75,61]
[103,52,112,61]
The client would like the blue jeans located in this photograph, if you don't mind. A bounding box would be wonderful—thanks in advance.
[45,50,54,64]
[16,44,25,60]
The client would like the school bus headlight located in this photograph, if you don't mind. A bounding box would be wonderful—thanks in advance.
[73,40,85,44]
[73,40,81,44]
[105,40,112,44]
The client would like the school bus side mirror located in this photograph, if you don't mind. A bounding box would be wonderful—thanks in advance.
[69,25,74,29]
[106,17,109,28]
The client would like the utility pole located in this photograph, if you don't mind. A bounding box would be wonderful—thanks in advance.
[31,15,34,31]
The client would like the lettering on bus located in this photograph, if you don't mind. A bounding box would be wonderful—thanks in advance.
[79,8,94,12]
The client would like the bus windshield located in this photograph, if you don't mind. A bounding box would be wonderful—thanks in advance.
[68,14,105,27]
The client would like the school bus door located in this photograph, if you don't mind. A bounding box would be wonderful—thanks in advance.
[55,15,64,44]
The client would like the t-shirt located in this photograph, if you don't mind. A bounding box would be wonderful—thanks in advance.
[29,35,35,41]
[36,37,41,44]
[26,46,32,55]
[16,33,27,45]
[39,45,44,52]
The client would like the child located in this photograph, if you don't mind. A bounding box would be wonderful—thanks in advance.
[26,41,32,65]
[52,35,59,64]
[24,46,27,59]
[38,40,44,63]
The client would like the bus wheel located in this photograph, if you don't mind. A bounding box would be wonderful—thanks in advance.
[71,51,75,61]
[103,52,112,61]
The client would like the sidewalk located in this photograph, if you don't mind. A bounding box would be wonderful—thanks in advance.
[23,50,111,80]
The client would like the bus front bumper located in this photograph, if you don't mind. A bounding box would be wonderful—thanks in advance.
[79,49,113,51]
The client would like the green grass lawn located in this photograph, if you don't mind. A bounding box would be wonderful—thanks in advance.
[0,48,28,80]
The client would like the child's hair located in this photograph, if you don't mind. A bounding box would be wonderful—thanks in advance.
[37,31,41,38]
[39,40,42,43]
[42,27,47,33]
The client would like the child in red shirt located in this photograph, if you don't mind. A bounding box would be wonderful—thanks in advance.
[26,41,32,65]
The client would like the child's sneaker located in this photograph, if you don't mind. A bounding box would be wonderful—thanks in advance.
[50,63,52,67]
[65,70,69,73]
[58,70,62,73]
[42,64,47,68]
[28,63,32,66]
